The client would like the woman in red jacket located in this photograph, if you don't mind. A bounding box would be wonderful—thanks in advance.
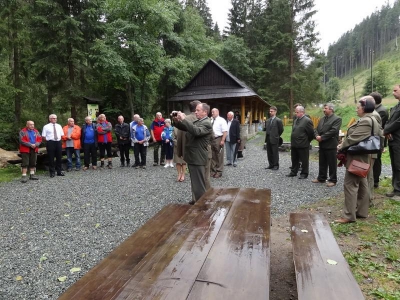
[97,114,113,169]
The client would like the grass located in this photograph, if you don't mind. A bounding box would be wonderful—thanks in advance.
[0,164,21,182]
[329,178,400,299]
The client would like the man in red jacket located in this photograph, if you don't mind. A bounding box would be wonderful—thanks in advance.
[19,120,42,183]
[150,112,166,166]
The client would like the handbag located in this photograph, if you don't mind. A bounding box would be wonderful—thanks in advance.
[348,159,370,178]
[346,117,380,154]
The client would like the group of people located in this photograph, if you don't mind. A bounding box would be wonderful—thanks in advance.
[264,87,400,224]
[20,85,400,213]
[18,102,242,207]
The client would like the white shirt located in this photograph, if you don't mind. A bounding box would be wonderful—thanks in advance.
[212,116,228,137]
[42,123,64,141]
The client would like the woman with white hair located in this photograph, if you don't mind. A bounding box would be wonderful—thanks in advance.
[161,119,174,168]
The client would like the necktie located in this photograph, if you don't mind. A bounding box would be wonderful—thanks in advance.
[53,124,58,141]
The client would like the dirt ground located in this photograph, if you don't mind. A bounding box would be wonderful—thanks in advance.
[269,192,387,299]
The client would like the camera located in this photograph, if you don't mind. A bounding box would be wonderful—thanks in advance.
[171,111,178,117]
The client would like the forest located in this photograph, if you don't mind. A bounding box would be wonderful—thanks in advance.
[1,0,399,151]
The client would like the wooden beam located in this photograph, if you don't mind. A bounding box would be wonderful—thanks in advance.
[241,97,245,124]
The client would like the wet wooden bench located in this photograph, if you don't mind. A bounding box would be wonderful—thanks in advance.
[289,212,364,300]
[58,187,271,300]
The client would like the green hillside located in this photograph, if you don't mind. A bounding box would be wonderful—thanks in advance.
[337,42,400,108]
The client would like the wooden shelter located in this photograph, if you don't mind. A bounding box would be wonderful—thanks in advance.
[168,59,270,126]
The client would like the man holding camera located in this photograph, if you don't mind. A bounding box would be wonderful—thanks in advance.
[172,102,213,204]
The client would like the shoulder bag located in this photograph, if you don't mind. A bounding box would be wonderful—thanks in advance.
[348,159,370,178]
[346,117,380,154]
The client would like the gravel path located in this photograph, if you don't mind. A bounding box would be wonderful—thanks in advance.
[0,133,392,299]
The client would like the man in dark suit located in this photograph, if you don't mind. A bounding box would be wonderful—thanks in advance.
[286,106,314,179]
[225,111,241,167]
[173,103,213,204]
[312,103,342,187]
[265,106,284,170]
[370,92,388,188]
[384,85,400,198]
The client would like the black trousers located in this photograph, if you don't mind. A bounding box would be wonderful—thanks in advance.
[153,141,165,164]
[46,140,62,174]
[134,143,147,166]
[266,136,279,167]
[291,147,309,176]
[98,142,112,159]
[373,150,382,185]
[317,148,338,183]
[83,143,97,167]
[118,143,130,163]
[389,145,400,193]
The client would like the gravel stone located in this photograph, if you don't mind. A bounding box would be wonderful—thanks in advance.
[0,133,392,299]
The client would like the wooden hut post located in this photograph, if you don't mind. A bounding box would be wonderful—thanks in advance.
[241,97,245,125]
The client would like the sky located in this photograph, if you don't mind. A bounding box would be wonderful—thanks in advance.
[209,0,391,53]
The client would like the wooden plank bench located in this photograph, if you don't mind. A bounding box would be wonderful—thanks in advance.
[289,212,364,300]
[58,187,271,300]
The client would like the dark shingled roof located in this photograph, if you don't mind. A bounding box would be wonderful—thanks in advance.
[168,59,269,105]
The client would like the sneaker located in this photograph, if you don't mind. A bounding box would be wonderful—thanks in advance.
[21,176,28,183]
[169,163,174,168]
[164,164,169,168]
[153,162,158,166]
[326,182,336,187]
[67,168,72,172]
[75,167,80,171]
[92,166,97,170]
[29,174,39,180]
[135,165,140,169]
[142,166,146,169]
[83,167,88,171]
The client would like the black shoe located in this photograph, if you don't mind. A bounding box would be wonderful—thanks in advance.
[374,183,379,188]
[265,166,273,169]
[29,174,39,180]
[286,173,296,177]
[272,166,279,170]
[57,172,65,176]
[225,163,232,166]
[50,173,55,178]
[126,162,130,167]
[298,175,307,179]
[160,162,165,166]
[120,162,125,167]
[385,191,400,197]
[189,200,195,205]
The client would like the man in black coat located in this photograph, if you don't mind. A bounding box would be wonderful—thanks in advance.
[371,92,388,188]
[384,85,400,198]
[286,106,314,179]
[265,106,284,170]
[225,111,241,167]
[115,115,131,167]
[312,103,342,187]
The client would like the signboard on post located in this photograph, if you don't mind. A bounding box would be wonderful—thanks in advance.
[87,104,99,121]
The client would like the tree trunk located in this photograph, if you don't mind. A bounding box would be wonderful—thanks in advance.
[126,82,135,120]
[13,31,21,125]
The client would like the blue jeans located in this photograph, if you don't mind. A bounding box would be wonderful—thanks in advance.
[66,147,81,169]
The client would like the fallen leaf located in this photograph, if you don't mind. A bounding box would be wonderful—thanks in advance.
[64,214,69,217]
[70,267,81,273]
[327,259,338,265]
[16,276,23,281]
[58,276,67,282]
[301,229,308,233]
[40,254,48,262]
[95,223,100,228]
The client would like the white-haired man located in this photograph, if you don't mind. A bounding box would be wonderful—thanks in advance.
[42,114,64,177]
